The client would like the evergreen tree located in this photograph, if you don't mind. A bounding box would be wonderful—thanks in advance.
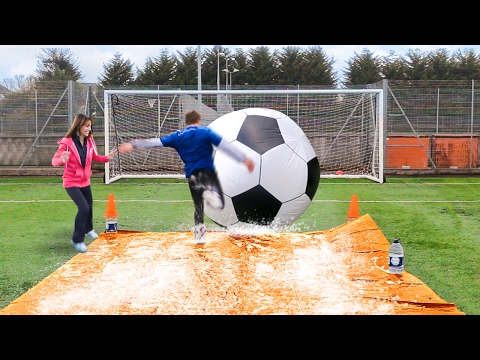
[403,48,429,80]
[136,48,176,85]
[35,48,82,82]
[276,46,305,86]
[343,48,382,86]
[245,46,278,85]
[98,52,135,87]
[425,48,453,80]
[230,48,248,87]
[199,47,226,87]
[380,51,408,80]
[301,46,337,86]
[451,48,480,80]
[174,47,200,85]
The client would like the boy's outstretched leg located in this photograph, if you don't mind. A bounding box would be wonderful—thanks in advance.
[188,172,207,245]
[202,187,223,210]
[197,170,225,210]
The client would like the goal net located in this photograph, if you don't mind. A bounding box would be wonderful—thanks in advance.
[104,89,384,184]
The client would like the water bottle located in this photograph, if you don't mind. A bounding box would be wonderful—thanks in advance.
[388,238,404,274]
[105,217,118,232]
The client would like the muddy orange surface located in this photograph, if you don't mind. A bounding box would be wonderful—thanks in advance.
[0,215,465,315]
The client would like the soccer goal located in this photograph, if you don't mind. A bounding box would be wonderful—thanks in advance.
[104,89,384,184]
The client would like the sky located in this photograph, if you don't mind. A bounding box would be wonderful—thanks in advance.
[1,45,480,84]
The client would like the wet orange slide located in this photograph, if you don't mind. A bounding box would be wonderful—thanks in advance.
[0,214,465,315]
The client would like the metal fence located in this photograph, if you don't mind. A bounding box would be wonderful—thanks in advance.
[1,80,480,172]
[379,80,480,171]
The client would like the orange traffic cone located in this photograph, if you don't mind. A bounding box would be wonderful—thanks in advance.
[105,194,118,232]
[346,194,360,220]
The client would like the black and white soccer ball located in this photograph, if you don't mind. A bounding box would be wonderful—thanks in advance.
[205,107,320,231]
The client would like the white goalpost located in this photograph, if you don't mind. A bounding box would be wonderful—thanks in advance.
[104,89,384,184]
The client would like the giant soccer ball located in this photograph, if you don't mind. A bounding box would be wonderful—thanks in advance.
[205,107,320,231]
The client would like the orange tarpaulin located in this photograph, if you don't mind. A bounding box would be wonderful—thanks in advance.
[0,214,465,315]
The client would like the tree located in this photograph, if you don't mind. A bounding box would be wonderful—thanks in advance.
[199,47,225,87]
[230,48,248,87]
[98,52,136,87]
[276,46,305,85]
[403,48,429,80]
[424,48,453,80]
[245,46,278,85]
[451,48,480,80]
[136,48,176,85]
[343,49,382,86]
[174,47,199,85]
[35,48,82,82]
[203,46,248,88]
[1,74,36,92]
[301,46,337,86]
[380,51,408,80]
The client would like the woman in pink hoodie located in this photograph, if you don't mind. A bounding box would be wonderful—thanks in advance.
[52,114,116,253]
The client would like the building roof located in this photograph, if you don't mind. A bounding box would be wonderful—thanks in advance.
[0,84,10,94]
[0,84,10,99]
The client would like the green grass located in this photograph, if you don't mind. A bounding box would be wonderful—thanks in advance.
[1,176,479,314]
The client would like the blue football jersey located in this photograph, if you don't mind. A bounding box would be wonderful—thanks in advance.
[160,126,222,178]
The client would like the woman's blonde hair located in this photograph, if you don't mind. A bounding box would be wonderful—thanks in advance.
[65,114,94,138]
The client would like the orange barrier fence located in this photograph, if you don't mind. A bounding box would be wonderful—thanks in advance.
[0,214,465,315]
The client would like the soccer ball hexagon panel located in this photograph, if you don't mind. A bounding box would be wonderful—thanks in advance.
[206,108,320,231]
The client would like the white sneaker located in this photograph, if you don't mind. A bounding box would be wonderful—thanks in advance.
[193,224,206,245]
[202,188,223,210]
[71,239,87,253]
[86,230,99,240]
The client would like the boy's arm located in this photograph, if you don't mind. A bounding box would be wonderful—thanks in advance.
[118,138,163,153]
[217,139,255,173]
[131,138,163,149]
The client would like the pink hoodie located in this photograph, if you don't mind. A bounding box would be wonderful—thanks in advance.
[52,136,110,188]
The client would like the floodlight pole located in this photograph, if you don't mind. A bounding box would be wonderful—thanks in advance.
[225,58,228,91]
[230,68,239,105]
[217,51,225,109]
[223,68,239,105]
[197,45,202,109]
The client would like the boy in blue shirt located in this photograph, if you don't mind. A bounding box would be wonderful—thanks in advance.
[118,110,255,245]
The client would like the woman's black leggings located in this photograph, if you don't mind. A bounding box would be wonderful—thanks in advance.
[188,169,224,225]
[65,186,94,243]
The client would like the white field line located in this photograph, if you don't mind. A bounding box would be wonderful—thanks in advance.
[1,182,479,203]
[3,182,480,186]
[1,199,480,203]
